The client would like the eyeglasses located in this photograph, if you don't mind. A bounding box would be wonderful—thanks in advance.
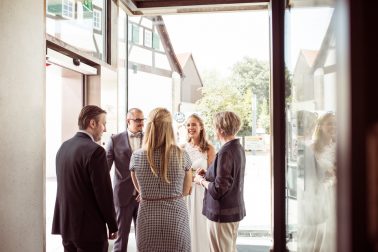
[129,118,145,123]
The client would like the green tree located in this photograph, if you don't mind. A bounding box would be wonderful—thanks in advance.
[230,57,270,132]
[195,71,252,139]
[195,58,271,138]
[230,57,270,99]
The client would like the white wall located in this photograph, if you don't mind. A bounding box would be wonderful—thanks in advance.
[0,0,45,251]
[128,70,173,115]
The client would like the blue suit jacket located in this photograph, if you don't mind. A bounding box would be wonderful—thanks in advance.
[52,132,118,241]
[106,131,142,207]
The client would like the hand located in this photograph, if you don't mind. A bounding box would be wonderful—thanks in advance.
[109,232,118,240]
[194,174,204,185]
[136,194,141,202]
[195,168,206,177]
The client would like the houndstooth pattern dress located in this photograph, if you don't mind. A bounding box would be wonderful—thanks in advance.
[130,147,192,252]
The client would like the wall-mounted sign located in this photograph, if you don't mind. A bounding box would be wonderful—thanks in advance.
[174,112,185,123]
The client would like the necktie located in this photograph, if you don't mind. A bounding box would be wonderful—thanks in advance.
[130,132,142,138]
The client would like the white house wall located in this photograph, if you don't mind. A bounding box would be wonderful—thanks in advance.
[155,52,171,70]
[129,46,153,66]
[181,62,202,103]
[128,70,173,115]
[323,73,336,112]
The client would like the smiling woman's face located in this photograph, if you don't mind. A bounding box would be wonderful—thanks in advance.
[186,117,202,140]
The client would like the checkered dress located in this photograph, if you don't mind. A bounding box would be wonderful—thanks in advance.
[130,147,192,252]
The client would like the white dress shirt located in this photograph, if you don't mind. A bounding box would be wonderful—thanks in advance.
[127,130,143,152]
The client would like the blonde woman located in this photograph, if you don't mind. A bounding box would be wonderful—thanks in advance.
[298,112,336,252]
[130,108,192,252]
[194,111,246,252]
[182,114,216,252]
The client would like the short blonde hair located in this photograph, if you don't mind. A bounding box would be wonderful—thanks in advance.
[143,107,182,183]
[213,111,241,137]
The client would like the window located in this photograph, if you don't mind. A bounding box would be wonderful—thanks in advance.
[152,32,160,50]
[132,24,140,44]
[46,0,107,61]
[62,0,74,19]
[284,5,337,251]
[144,29,152,48]
[128,23,132,42]
[93,9,101,31]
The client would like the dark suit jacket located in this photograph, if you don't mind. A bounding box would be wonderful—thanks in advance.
[106,131,142,207]
[52,132,118,242]
[203,138,246,223]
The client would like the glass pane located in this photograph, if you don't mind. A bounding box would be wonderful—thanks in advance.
[284,2,337,251]
[46,0,106,61]
[124,11,272,251]
[45,64,83,252]
[117,8,127,132]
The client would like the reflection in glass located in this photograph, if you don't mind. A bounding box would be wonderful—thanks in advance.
[46,0,106,60]
[285,4,337,252]
[297,112,336,251]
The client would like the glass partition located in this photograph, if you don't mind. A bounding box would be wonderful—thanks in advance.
[46,0,107,60]
[284,2,337,251]
[45,64,84,252]
[123,11,272,251]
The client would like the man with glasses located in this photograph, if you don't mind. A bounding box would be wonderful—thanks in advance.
[106,108,145,252]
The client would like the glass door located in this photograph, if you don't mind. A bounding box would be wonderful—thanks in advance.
[45,62,84,252]
[121,8,273,251]
[284,2,337,251]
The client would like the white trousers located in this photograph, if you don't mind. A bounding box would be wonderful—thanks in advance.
[207,220,239,252]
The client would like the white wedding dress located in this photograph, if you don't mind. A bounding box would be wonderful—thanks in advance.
[183,143,210,252]
[297,142,336,252]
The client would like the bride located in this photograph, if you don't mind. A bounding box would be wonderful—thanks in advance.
[182,114,216,252]
[297,112,336,252]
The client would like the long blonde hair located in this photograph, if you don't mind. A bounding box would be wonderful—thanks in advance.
[312,112,336,153]
[143,108,182,183]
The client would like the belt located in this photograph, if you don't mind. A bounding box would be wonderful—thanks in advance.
[141,194,183,202]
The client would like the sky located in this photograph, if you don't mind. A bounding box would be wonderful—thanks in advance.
[162,7,334,77]
[163,11,270,78]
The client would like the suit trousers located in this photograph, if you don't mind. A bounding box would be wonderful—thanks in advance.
[207,220,239,252]
[63,240,108,252]
[113,196,139,252]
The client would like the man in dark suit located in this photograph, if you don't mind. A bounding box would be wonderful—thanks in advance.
[52,105,118,252]
[106,108,144,252]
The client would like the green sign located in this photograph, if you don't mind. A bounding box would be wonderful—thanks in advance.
[83,0,93,11]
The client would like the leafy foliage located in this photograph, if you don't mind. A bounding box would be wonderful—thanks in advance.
[195,74,252,139]
[195,58,271,138]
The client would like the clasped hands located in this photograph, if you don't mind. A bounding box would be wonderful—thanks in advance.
[193,168,206,185]
[109,232,118,240]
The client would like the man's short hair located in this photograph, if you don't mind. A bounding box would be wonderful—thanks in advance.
[78,105,107,130]
[127,108,143,118]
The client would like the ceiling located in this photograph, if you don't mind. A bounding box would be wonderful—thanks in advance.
[121,0,270,15]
